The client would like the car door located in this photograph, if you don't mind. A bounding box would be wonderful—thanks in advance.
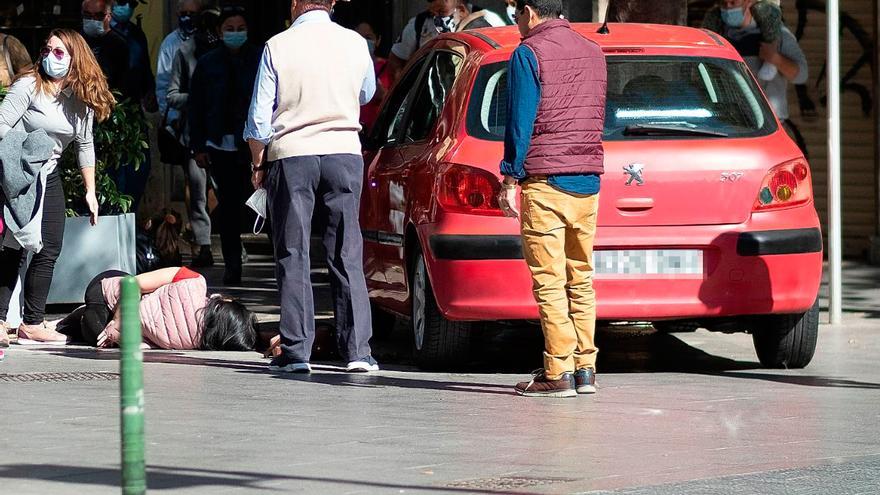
[362,55,430,297]
[364,46,466,304]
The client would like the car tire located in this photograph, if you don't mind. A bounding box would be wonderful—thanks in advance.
[410,250,471,370]
[370,303,395,341]
[653,321,700,333]
[751,299,819,369]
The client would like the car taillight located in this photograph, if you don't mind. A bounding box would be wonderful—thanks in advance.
[438,164,504,216]
[753,159,812,211]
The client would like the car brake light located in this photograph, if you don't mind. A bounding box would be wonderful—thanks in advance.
[438,164,504,216]
[753,159,812,211]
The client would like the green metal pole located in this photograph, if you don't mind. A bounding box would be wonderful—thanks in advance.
[119,276,146,494]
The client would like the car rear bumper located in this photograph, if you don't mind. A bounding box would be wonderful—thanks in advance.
[419,209,823,321]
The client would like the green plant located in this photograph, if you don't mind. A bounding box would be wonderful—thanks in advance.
[60,94,148,217]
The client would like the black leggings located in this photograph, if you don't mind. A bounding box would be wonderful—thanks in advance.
[57,270,129,346]
[0,171,66,325]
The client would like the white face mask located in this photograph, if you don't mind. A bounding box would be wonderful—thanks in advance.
[42,52,71,79]
[506,5,516,23]
[245,188,267,234]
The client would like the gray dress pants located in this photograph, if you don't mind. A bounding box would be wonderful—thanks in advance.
[185,157,212,246]
[266,154,373,363]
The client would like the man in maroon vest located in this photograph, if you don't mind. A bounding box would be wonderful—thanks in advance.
[497,0,607,397]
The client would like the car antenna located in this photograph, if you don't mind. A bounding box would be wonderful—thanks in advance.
[597,4,610,34]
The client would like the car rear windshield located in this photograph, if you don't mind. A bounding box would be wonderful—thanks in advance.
[466,55,778,141]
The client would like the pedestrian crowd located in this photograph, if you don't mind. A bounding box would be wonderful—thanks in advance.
[0,0,807,395]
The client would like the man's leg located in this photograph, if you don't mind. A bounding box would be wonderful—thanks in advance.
[267,156,321,364]
[520,180,577,378]
[208,149,245,280]
[563,193,600,372]
[317,154,373,363]
[184,157,213,262]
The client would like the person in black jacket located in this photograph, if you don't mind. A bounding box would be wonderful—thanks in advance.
[81,0,129,93]
[187,6,260,285]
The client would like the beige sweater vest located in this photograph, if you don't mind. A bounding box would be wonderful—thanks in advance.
[265,22,370,161]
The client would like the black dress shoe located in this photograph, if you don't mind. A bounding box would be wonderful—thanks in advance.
[190,245,214,268]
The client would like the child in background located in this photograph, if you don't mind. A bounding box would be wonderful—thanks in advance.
[703,0,783,81]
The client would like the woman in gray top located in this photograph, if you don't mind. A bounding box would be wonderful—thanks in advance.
[0,29,115,346]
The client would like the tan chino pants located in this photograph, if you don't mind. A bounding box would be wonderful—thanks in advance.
[520,179,599,379]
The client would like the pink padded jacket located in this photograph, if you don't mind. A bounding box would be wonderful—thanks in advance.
[101,275,208,349]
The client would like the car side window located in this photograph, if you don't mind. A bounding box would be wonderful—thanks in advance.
[372,57,427,147]
[403,50,464,143]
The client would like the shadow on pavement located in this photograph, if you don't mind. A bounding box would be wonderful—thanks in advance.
[0,464,537,494]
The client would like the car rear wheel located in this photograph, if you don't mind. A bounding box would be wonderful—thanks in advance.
[751,299,819,369]
[411,250,471,370]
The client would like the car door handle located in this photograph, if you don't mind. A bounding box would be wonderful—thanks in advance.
[616,198,654,211]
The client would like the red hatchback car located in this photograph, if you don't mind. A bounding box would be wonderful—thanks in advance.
[360,23,823,370]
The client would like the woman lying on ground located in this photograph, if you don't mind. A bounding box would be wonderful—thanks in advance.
[57,266,256,350]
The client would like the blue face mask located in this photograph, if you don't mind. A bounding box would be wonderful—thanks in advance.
[82,18,106,37]
[222,31,247,49]
[365,39,376,57]
[42,52,71,79]
[112,4,134,23]
[720,7,745,28]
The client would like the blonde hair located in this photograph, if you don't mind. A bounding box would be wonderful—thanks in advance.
[21,29,115,122]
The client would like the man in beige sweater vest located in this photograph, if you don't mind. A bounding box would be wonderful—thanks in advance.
[244,0,378,374]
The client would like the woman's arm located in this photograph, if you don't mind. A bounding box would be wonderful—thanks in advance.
[135,267,181,294]
[75,109,98,225]
[0,76,35,139]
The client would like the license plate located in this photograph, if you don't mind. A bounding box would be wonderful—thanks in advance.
[594,249,703,275]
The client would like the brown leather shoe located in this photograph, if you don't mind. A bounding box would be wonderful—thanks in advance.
[515,370,577,398]
[2,321,18,344]
[17,322,68,344]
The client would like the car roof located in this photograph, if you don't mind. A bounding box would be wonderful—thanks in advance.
[451,23,737,59]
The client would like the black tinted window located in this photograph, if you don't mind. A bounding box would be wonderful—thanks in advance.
[467,56,777,141]
[404,51,464,143]
[372,57,426,146]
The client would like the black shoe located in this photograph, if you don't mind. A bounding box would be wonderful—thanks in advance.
[268,357,311,373]
[222,266,242,285]
[514,370,577,398]
[190,245,214,268]
[574,368,597,394]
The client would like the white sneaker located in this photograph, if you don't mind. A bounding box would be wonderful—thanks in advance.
[757,63,778,81]
[346,356,380,372]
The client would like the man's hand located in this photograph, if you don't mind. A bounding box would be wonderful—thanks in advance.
[497,180,519,218]
[194,152,211,169]
[252,169,265,190]
[759,42,780,65]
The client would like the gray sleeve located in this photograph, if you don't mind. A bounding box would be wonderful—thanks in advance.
[75,109,95,169]
[391,18,418,61]
[0,76,35,139]
[779,29,808,85]
[166,51,188,111]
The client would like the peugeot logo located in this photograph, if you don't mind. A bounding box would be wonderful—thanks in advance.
[623,163,645,186]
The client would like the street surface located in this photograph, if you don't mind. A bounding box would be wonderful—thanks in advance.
[2,246,879,494]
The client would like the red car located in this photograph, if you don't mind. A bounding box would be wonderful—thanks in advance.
[360,23,823,370]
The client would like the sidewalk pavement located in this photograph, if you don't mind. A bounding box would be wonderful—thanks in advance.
[1,235,878,494]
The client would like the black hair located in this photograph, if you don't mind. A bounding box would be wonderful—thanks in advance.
[218,5,247,27]
[199,296,257,351]
[515,0,564,19]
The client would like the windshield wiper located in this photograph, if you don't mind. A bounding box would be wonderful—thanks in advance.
[622,123,729,137]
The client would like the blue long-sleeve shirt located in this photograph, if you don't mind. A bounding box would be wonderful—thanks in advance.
[499,45,600,195]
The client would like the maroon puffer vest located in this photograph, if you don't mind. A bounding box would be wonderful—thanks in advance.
[522,19,607,176]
